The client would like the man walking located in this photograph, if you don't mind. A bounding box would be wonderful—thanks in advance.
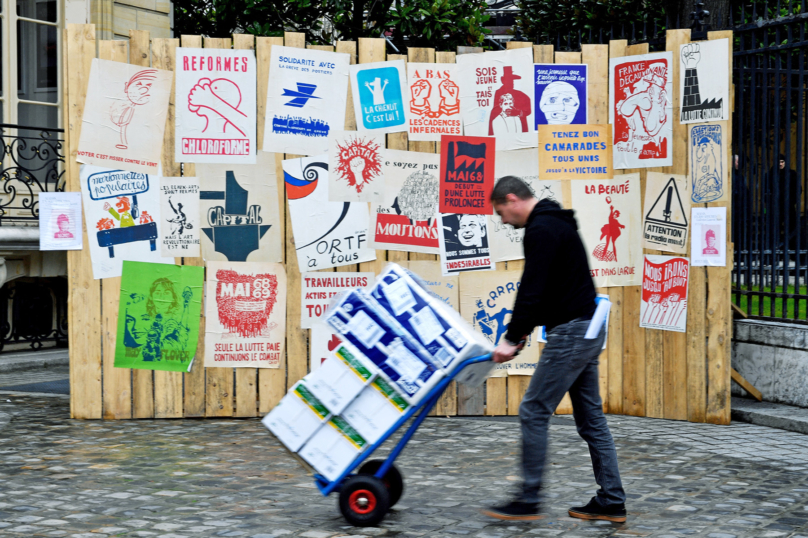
[480,176,626,522]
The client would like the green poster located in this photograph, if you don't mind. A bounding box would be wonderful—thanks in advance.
[114,261,204,372]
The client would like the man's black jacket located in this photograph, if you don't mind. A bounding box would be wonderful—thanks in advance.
[504,198,596,343]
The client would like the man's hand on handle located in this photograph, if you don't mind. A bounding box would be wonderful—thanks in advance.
[493,339,524,363]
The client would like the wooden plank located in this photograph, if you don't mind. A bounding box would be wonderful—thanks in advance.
[732,303,748,319]
[534,45,553,63]
[507,375,530,416]
[386,53,408,265]
[554,51,580,64]
[731,368,762,401]
[486,377,508,415]
[336,41,357,132]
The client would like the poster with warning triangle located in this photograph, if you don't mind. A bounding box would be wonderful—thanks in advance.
[643,172,690,253]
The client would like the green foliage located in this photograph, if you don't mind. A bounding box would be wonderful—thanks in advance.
[387,0,491,50]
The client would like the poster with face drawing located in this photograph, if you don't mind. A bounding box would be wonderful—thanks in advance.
[689,123,727,203]
[204,261,286,368]
[283,154,377,272]
[640,255,689,332]
[370,149,440,254]
[197,152,283,263]
[609,52,673,169]
[679,39,729,124]
[534,64,587,126]
[263,46,351,155]
[691,207,726,267]
[457,48,536,151]
[488,148,562,262]
[80,165,174,280]
[570,174,643,287]
[328,131,385,203]
[38,192,83,251]
[160,177,200,258]
[175,48,257,164]
[77,59,173,174]
[350,60,409,134]
[407,63,462,141]
[438,213,494,276]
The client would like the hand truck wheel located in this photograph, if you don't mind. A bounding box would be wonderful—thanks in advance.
[338,474,390,527]
[358,459,404,507]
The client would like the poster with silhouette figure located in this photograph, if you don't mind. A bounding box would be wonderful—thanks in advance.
[642,172,690,253]
[264,46,351,155]
[328,131,385,203]
[204,261,286,368]
[609,52,673,169]
[301,272,374,329]
[570,174,643,287]
[370,149,441,254]
[309,323,342,372]
[534,64,588,126]
[38,192,83,251]
[407,62,462,141]
[639,255,689,332]
[160,177,200,257]
[691,207,726,267]
[679,39,729,124]
[439,135,496,214]
[283,154,377,272]
[459,270,540,376]
[196,152,282,263]
[80,164,174,280]
[349,59,409,134]
[77,59,173,174]
[175,47,257,164]
[689,123,727,203]
[457,48,536,151]
[438,213,493,276]
[114,261,204,372]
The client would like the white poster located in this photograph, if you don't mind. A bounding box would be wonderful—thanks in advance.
[640,255,690,332]
[159,177,200,257]
[404,260,460,311]
[690,123,728,203]
[349,60,409,134]
[328,131,385,202]
[310,323,343,372]
[263,46,351,155]
[691,207,727,267]
[456,48,536,151]
[438,213,494,276]
[79,165,173,279]
[175,47,257,164]
[38,192,83,251]
[642,172,690,254]
[301,272,374,329]
[609,52,673,169]
[407,62,462,141]
[282,154,377,272]
[197,151,283,263]
[679,39,730,124]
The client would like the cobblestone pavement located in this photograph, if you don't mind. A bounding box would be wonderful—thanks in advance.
[1,395,807,538]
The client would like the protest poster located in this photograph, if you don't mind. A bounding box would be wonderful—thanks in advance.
[459,270,539,376]
[175,47,257,164]
[204,261,286,368]
[114,261,204,372]
[439,135,496,215]
[689,123,728,203]
[301,272,374,329]
[38,192,83,251]
[328,131,385,203]
[160,177,200,258]
[80,165,173,280]
[405,260,460,311]
[680,39,730,124]
[310,323,342,372]
[643,172,690,253]
[609,52,673,169]
[691,207,727,267]
[263,46,351,155]
[640,255,690,332]
[407,62,462,141]
[77,59,173,175]
[197,152,282,263]
[438,213,493,276]
[570,174,643,287]
[537,124,612,180]
[456,48,536,151]
[283,154,377,272]
[349,60,408,134]
[370,149,440,254]
[534,64,588,126]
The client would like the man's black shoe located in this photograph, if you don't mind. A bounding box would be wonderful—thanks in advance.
[480,500,542,521]
[568,497,627,523]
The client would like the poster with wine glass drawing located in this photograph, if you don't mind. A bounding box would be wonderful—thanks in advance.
[160,177,200,257]
[38,192,83,251]
[349,60,409,134]
[639,255,689,332]
[77,59,173,175]
[328,131,385,203]
[679,39,729,124]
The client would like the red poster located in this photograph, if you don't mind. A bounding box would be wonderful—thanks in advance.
[439,135,496,215]
[639,255,689,332]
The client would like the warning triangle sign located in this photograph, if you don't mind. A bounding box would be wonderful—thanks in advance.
[646,178,688,227]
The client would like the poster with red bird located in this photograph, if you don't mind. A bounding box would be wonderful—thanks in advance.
[328,131,385,202]
[439,135,496,215]
[204,261,286,368]
[639,255,690,332]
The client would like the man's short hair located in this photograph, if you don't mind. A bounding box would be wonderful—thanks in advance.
[490,176,534,204]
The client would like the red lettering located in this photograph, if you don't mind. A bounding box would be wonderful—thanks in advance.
[224,57,232,71]
[216,57,222,70]
[183,57,189,71]
[234,57,240,71]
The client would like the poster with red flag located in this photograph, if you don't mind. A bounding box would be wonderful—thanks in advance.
[439,135,495,215]
[639,255,689,332]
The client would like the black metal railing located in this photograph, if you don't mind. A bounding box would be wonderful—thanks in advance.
[0,278,68,351]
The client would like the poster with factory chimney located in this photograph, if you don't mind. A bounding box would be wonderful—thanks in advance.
[679,39,730,124]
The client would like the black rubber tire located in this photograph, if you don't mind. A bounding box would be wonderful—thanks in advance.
[358,459,404,507]
[338,474,390,527]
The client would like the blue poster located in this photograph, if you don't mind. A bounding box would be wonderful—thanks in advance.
[690,123,724,203]
[350,60,408,133]
[534,64,588,127]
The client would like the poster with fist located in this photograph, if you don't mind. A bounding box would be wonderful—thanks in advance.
[407,63,462,141]
[679,39,730,124]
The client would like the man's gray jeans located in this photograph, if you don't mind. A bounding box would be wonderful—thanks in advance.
[518,317,626,506]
